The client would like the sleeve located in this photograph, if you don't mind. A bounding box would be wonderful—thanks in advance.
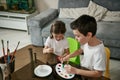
[44,37,51,47]
[93,47,106,71]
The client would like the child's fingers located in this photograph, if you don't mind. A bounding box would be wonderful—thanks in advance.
[57,56,61,61]
[57,56,63,63]
[48,48,54,53]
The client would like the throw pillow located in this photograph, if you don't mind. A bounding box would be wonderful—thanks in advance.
[88,1,108,21]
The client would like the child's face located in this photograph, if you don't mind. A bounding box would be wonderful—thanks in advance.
[73,29,91,45]
[52,33,64,41]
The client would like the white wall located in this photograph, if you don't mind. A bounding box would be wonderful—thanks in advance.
[35,0,58,12]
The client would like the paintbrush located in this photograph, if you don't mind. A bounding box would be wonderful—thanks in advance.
[67,60,69,65]
[1,40,6,63]
[10,41,20,63]
[7,41,10,64]
[61,57,64,68]
[7,49,10,64]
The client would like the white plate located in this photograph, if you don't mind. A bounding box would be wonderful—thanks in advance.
[34,65,52,77]
[55,63,75,79]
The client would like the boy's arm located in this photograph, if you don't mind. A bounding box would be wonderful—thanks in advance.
[65,65,103,78]
[63,48,83,61]
[68,48,83,58]
[62,48,70,57]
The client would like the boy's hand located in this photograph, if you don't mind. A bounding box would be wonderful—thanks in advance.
[62,55,70,62]
[64,64,77,74]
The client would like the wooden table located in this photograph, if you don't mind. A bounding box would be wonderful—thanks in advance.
[11,60,82,80]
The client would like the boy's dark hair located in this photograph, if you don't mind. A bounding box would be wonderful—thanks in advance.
[50,20,66,38]
[70,15,97,37]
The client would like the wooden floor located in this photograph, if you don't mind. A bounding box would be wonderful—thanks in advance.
[0,28,120,80]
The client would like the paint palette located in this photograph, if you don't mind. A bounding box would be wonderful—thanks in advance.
[55,63,75,79]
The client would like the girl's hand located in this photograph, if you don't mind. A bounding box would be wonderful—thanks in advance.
[47,48,54,53]
[64,64,77,74]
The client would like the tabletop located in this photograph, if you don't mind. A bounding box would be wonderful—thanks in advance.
[11,60,82,80]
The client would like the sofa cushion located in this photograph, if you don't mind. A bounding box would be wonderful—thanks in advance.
[93,0,120,11]
[96,21,120,47]
[109,47,120,59]
[59,0,108,21]
[101,39,120,48]
[58,0,90,8]
[58,0,90,19]
[59,8,88,19]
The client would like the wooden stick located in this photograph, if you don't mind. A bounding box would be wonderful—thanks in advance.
[7,41,9,56]
[34,53,37,63]
[28,48,35,78]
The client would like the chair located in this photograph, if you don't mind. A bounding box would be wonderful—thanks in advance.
[67,37,80,65]
[103,47,111,79]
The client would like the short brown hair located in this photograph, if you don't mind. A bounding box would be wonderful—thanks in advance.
[71,15,97,37]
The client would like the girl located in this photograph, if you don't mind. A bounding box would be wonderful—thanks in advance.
[43,20,69,65]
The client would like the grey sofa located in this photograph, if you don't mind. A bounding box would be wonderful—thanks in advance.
[28,0,120,60]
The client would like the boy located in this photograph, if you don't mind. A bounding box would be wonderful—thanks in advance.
[63,15,106,80]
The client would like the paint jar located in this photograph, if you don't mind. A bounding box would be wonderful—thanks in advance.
[0,55,15,80]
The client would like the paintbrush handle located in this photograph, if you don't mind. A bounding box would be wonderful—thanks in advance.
[1,40,5,55]
[1,40,6,63]
[67,60,69,65]
[7,49,10,63]
[13,41,20,56]
[13,41,20,55]
[10,50,16,63]
[10,41,20,62]
[7,41,9,55]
